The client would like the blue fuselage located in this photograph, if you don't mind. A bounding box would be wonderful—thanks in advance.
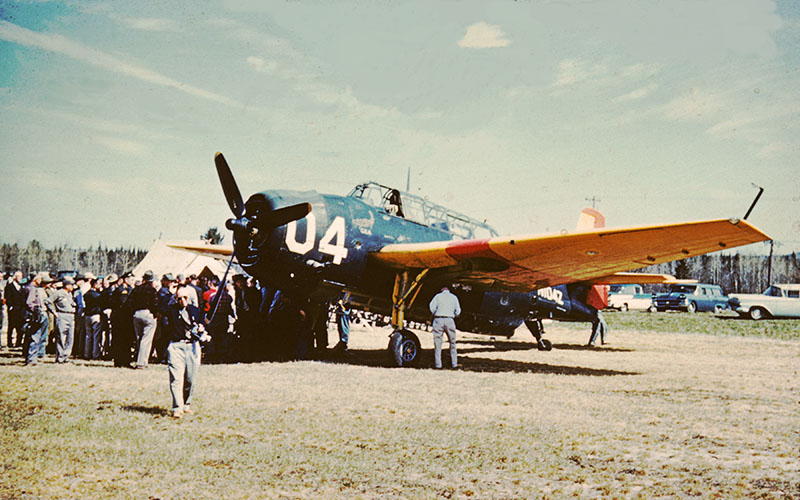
[236,189,594,336]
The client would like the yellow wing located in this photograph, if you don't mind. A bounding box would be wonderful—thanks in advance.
[166,242,233,259]
[371,218,769,291]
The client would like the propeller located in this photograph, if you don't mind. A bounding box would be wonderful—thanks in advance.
[207,152,312,326]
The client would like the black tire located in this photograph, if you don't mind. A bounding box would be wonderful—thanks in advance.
[686,302,697,313]
[388,329,421,367]
[713,304,723,315]
[749,307,767,321]
[647,304,657,313]
[620,303,629,312]
[537,338,553,351]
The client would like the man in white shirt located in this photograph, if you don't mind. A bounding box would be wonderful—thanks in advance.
[428,285,461,369]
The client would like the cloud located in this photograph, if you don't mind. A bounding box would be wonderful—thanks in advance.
[613,83,659,102]
[246,56,277,74]
[113,16,180,32]
[661,88,725,121]
[552,59,610,87]
[0,20,240,107]
[222,20,405,120]
[457,22,510,49]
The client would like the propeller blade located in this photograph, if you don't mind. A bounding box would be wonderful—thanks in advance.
[215,152,245,218]
[261,202,312,229]
[207,251,236,326]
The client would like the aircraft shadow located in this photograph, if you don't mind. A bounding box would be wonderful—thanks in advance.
[456,338,633,354]
[318,348,637,376]
[550,343,634,353]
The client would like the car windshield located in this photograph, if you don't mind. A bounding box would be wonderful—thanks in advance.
[763,286,783,297]
[670,285,696,293]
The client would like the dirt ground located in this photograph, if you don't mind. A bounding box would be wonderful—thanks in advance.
[1,320,798,499]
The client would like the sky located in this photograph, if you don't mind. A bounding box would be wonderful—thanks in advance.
[1,0,799,255]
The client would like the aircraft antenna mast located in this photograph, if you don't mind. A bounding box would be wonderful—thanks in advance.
[585,195,601,209]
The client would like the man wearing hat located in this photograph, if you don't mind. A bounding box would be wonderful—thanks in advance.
[428,284,462,369]
[24,273,51,365]
[72,273,92,358]
[154,273,178,363]
[101,273,119,358]
[128,270,159,368]
[46,276,77,363]
[110,272,136,367]
[83,277,105,360]
[5,271,27,349]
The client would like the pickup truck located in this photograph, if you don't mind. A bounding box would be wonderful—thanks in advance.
[652,284,729,313]
[607,284,655,311]
[728,284,800,320]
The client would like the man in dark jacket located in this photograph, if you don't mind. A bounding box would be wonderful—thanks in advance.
[110,272,136,367]
[166,286,210,418]
[129,270,159,369]
[5,271,27,348]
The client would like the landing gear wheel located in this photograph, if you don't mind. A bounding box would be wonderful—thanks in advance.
[525,319,553,352]
[388,329,421,367]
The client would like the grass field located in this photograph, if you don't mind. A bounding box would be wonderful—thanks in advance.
[1,313,798,499]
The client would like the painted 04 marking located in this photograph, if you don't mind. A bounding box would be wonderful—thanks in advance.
[286,214,349,265]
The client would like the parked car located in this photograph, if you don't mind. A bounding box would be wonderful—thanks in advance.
[728,284,800,320]
[607,284,655,312]
[652,283,729,313]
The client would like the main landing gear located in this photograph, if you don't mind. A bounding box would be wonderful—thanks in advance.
[525,319,553,351]
[387,269,429,367]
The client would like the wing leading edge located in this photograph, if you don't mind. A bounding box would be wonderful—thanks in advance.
[371,218,770,291]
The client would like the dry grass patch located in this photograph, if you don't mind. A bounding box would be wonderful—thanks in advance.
[1,317,798,499]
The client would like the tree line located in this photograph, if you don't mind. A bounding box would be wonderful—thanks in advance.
[1,240,797,293]
[639,251,799,294]
[1,241,147,277]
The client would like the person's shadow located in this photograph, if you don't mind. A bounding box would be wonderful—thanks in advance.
[121,404,171,417]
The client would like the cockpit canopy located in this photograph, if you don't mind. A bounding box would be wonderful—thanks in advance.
[347,181,498,240]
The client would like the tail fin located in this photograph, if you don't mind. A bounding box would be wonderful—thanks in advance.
[576,207,606,231]
[577,207,609,309]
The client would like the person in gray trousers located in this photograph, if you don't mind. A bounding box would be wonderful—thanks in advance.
[46,276,77,363]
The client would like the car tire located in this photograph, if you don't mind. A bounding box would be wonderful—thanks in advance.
[713,304,723,315]
[620,303,629,312]
[687,302,697,313]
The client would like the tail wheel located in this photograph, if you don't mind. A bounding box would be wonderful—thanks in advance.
[388,329,421,367]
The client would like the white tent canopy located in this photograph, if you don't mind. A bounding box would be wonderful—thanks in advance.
[132,240,240,281]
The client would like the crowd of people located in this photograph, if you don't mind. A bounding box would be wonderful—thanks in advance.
[0,269,370,368]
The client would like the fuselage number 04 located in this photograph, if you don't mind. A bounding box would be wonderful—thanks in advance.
[285,213,349,265]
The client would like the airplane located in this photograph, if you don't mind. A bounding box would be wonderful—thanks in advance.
[175,152,770,367]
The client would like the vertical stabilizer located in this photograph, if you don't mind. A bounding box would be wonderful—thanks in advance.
[577,207,609,309]
[576,207,606,231]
